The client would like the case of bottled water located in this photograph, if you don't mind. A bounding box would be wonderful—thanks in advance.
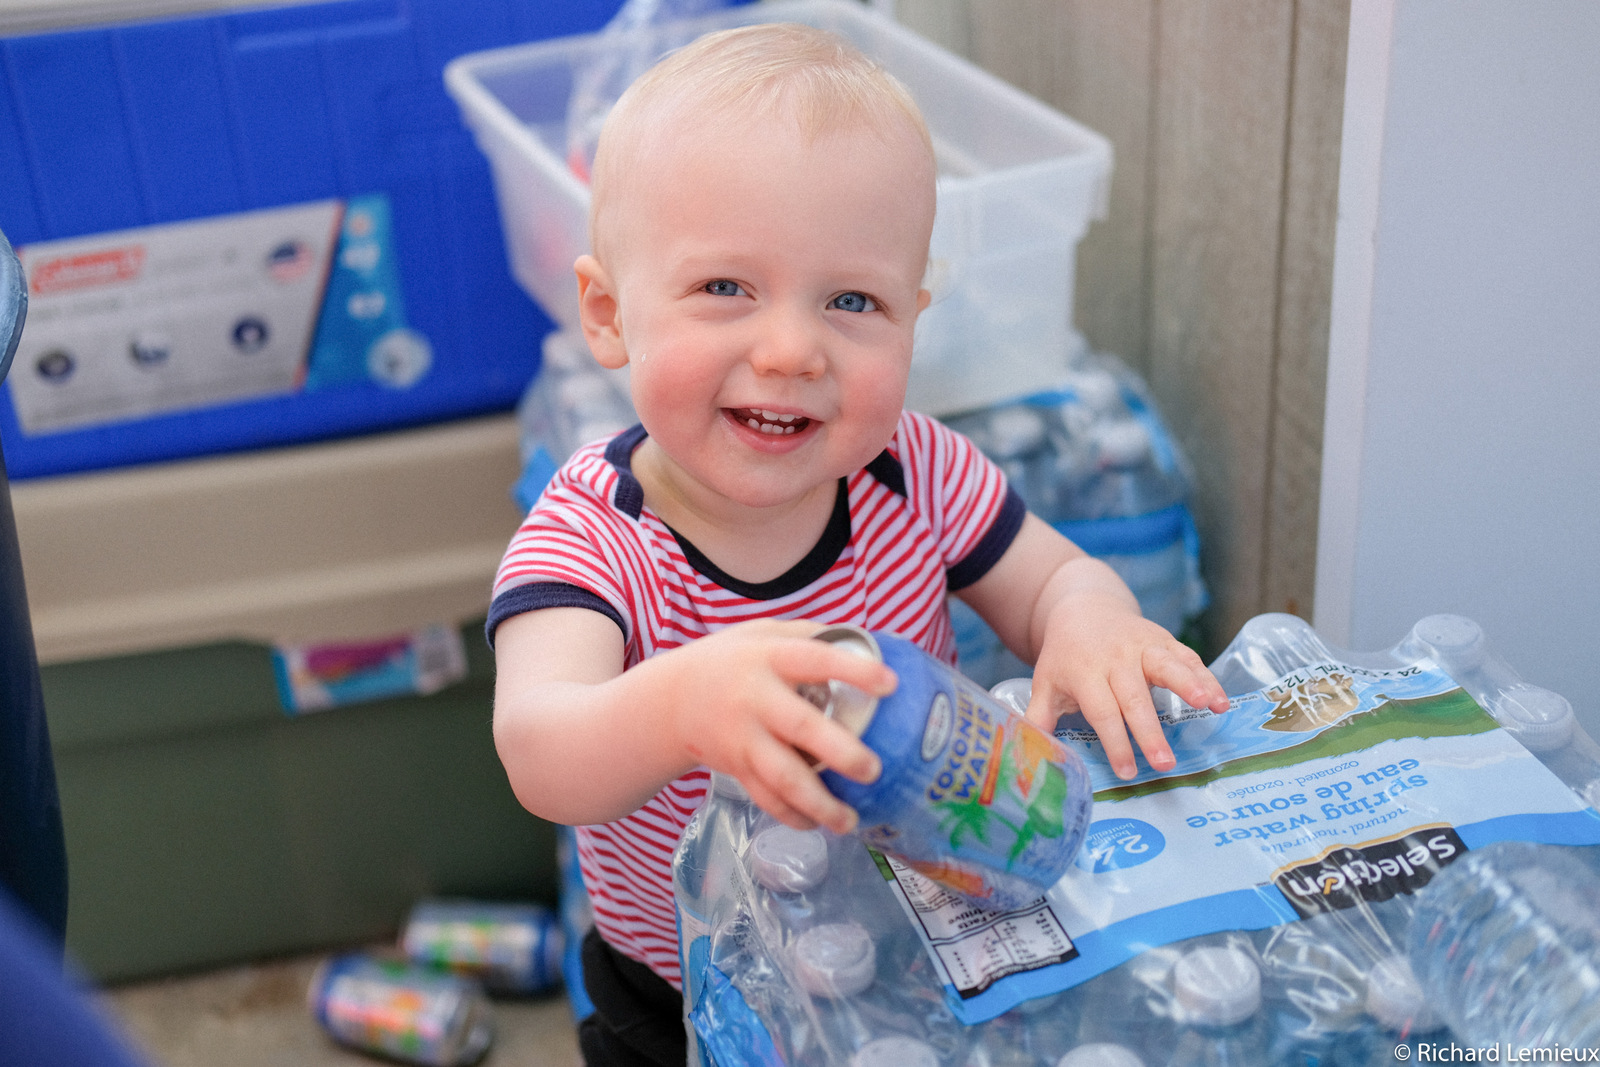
[942,349,1208,688]
[674,613,1600,1066]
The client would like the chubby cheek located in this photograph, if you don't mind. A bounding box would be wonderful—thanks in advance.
[626,354,720,443]
[845,361,911,446]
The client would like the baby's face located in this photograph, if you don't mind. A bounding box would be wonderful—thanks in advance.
[598,112,935,514]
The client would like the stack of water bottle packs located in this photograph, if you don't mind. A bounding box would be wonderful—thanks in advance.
[673,614,1600,1067]
[941,349,1207,685]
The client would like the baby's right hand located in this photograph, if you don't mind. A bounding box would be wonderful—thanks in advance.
[653,619,896,834]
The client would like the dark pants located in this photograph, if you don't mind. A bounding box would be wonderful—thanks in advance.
[577,929,688,1067]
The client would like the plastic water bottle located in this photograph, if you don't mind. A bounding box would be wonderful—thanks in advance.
[1256,915,1373,1067]
[1059,1045,1146,1067]
[1407,840,1600,1052]
[1349,954,1448,1066]
[1401,615,1600,811]
[1071,945,1182,1057]
[853,1036,941,1067]
[1489,684,1600,810]
[793,921,877,999]
[940,353,1206,684]
[750,824,829,931]
[1165,945,1268,1067]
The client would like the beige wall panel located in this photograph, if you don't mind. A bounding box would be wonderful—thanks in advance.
[1264,0,1350,621]
[967,0,1158,374]
[949,0,1348,651]
[1146,0,1295,648]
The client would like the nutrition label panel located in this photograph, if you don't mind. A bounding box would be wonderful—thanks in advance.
[884,856,1077,998]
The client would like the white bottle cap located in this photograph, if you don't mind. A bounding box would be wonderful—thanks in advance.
[1411,615,1486,669]
[1364,955,1440,1034]
[1066,370,1122,413]
[989,678,1033,718]
[851,1036,940,1067]
[1493,685,1575,753]
[986,406,1048,458]
[1093,420,1151,469]
[1058,1044,1145,1067]
[794,921,876,998]
[750,826,830,893]
[711,772,750,803]
[1173,946,1261,1027]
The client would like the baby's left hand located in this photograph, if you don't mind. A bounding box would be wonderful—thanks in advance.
[1025,580,1229,780]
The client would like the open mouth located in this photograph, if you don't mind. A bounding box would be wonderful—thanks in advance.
[728,407,812,436]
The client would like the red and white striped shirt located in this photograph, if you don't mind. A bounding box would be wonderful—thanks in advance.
[488,410,1024,988]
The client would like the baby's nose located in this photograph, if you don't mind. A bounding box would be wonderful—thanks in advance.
[750,307,827,378]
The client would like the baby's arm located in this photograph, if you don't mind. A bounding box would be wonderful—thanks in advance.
[957,514,1230,780]
[492,609,894,834]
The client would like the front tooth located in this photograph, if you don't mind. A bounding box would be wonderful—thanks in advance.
[746,418,761,430]
[758,409,780,421]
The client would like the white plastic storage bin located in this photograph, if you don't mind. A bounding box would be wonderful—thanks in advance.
[445,0,1112,417]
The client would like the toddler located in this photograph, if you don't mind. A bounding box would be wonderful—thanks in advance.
[488,22,1229,1066]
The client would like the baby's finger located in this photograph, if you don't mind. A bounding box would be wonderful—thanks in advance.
[746,736,859,836]
[1143,644,1230,713]
[1074,678,1138,780]
[1110,666,1175,773]
[783,698,881,785]
[771,635,899,697]
[740,776,817,832]
[1023,683,1065,733]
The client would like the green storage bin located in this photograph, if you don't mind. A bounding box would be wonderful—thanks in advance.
[44,623,554,983]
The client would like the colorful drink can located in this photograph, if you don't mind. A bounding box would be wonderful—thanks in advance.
[808,626,1093,911]
[309,953,493,1066]
[401,900,563,995]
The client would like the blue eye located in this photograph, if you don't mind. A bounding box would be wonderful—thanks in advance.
[704,280,746,297]
[829,292,877,313]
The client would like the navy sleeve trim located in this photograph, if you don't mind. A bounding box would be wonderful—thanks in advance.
[485,582,628,648]
[946,485,1028,592]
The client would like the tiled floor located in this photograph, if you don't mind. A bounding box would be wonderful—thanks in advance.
[100,952,582,1067]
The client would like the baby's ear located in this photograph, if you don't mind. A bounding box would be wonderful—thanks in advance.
[574,254,629,370]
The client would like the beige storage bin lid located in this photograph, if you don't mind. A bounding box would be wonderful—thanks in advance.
[12,414,526,664]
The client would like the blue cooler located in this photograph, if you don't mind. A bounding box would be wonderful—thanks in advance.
[0,0,628,480]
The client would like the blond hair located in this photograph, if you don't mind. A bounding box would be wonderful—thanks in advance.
[588,21,934,260]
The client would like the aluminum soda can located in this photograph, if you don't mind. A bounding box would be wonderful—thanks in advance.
[401,899,563,995]
[807,625,1093,911]
[308,953,493,1067]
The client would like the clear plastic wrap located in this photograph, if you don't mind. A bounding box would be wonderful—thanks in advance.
[675,613,1600,1065]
